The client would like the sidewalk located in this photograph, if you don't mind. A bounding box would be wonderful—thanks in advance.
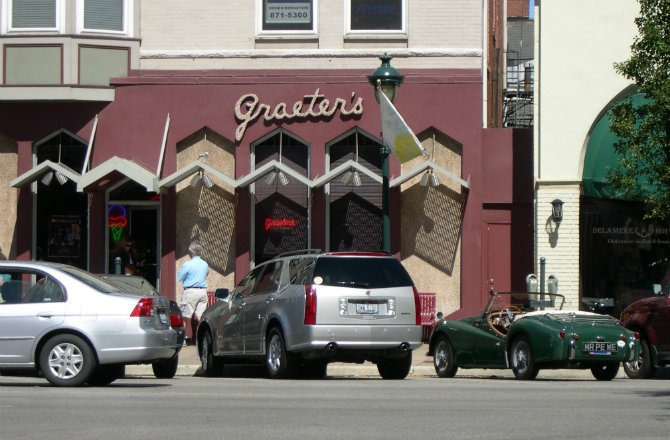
[124,344,630,380]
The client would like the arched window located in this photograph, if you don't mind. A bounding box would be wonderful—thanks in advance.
[327,129,383,251]
[34,130,88,268]
[252,129,309,264]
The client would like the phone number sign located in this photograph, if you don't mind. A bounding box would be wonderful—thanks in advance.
[265,2,311,23]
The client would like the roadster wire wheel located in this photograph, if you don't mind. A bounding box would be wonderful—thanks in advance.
[433,336,458,378]
[510,336,539,380]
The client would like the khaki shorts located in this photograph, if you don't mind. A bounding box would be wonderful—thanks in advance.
[179,287,208,320]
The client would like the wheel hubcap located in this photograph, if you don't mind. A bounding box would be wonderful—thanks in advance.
[48,343,84,379]
[268,335,282,373]
[435,344,448,371]
[514,346,528,372]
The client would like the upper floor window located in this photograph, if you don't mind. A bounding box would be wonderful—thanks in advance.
[77,0,132,35]
[5,0,64,32]
[346,0,406,34]
[2,0,133,36]
[256,0,317,35]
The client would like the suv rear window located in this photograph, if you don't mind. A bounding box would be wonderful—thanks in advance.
[312,256,413,288]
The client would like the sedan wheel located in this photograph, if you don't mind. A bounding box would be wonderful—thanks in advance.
[152,356,179,379]
[510,336,539,380]
[199,331,223,377]
[433,336,458,378]
[39,334,95,387]
[623,339,656,379]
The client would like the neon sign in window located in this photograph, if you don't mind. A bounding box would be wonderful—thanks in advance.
[108,205,127,244]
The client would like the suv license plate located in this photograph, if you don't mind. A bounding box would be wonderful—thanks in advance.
[582,342,616,354]
[356,303,379,314]
[158,311,168,325]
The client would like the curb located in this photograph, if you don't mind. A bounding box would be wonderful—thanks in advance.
[124,362,628,380]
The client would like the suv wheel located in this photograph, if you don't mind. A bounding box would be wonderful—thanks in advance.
[377,351,412,380]
[623,339,656,379]
[266,327,295,379]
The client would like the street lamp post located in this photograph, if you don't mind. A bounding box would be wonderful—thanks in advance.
[368,55,403,252]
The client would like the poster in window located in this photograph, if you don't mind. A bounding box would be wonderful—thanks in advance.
[263,0,313,30]
[48,215,81,258]
[350,0,402,31]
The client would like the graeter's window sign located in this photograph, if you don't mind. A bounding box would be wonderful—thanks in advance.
[235,88,364,141]
[265,218,297,231]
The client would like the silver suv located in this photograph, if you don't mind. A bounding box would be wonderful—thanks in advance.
[197,251,422,379]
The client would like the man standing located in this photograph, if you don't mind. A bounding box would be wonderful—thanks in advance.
[178,242,209,344]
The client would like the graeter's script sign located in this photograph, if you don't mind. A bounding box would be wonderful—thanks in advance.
[234,88,363,141]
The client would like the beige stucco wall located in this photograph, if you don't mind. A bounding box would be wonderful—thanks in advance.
[535,1,639,307]
[139,0,483,70]
[0,134,17,260]
[175,128,236,299]
[400,129,463,317]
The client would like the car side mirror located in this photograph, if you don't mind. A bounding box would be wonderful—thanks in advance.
[214,288,230,301]
[436,311,444,320]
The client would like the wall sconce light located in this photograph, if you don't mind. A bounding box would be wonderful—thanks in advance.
[41,171,68,186]
[551,199,563,222]
[340,169,362,187]
[189,171,214,188]
[419,170,440,187]
[266,170,288,186]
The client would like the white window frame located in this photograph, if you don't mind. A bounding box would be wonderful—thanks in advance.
[255,0,318,37]
[345,0,407,35]
[75,0,133,37]
[2,0,65,34]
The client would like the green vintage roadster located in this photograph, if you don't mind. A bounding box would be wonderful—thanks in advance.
[428,292,640,380]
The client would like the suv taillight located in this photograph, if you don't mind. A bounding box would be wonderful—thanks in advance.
[413,286,421,326]
[304,285,317,325]
[130,297,155,317]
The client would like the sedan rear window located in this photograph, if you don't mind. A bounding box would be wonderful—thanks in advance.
[312,257,413,288]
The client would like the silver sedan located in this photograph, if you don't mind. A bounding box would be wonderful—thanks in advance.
[0,261,181,386]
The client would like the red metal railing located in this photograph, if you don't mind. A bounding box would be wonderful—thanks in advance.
[417,292,436,342]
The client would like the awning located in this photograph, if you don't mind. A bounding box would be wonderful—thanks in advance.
[582,93,651,199]
[390,160,470,190]
[11,160,81,188]
[76,156,158,192]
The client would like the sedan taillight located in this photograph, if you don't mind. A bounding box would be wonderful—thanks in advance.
[170,313,184,328]
[304,285,317,325]
[130,297,155,317]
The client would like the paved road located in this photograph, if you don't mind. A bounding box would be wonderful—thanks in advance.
[1,373,667,439]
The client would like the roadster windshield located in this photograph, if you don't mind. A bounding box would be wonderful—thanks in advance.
[485,292,565,315]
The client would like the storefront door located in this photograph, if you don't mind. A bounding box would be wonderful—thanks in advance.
[107,181,160,288]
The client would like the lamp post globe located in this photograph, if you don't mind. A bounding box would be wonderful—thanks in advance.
[368,55,403,252]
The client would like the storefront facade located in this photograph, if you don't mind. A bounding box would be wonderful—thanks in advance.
[535,1,670,313]
[0,1,534,319]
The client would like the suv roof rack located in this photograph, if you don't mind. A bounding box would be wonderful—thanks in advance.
[325,251,392,256]
[276,249,322,258]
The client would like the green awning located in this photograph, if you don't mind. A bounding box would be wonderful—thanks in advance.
[582,93,651,199]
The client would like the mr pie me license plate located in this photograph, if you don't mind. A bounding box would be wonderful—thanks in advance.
[582,342,617,355]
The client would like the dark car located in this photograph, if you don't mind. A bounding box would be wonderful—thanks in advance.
[620,285,670,379]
